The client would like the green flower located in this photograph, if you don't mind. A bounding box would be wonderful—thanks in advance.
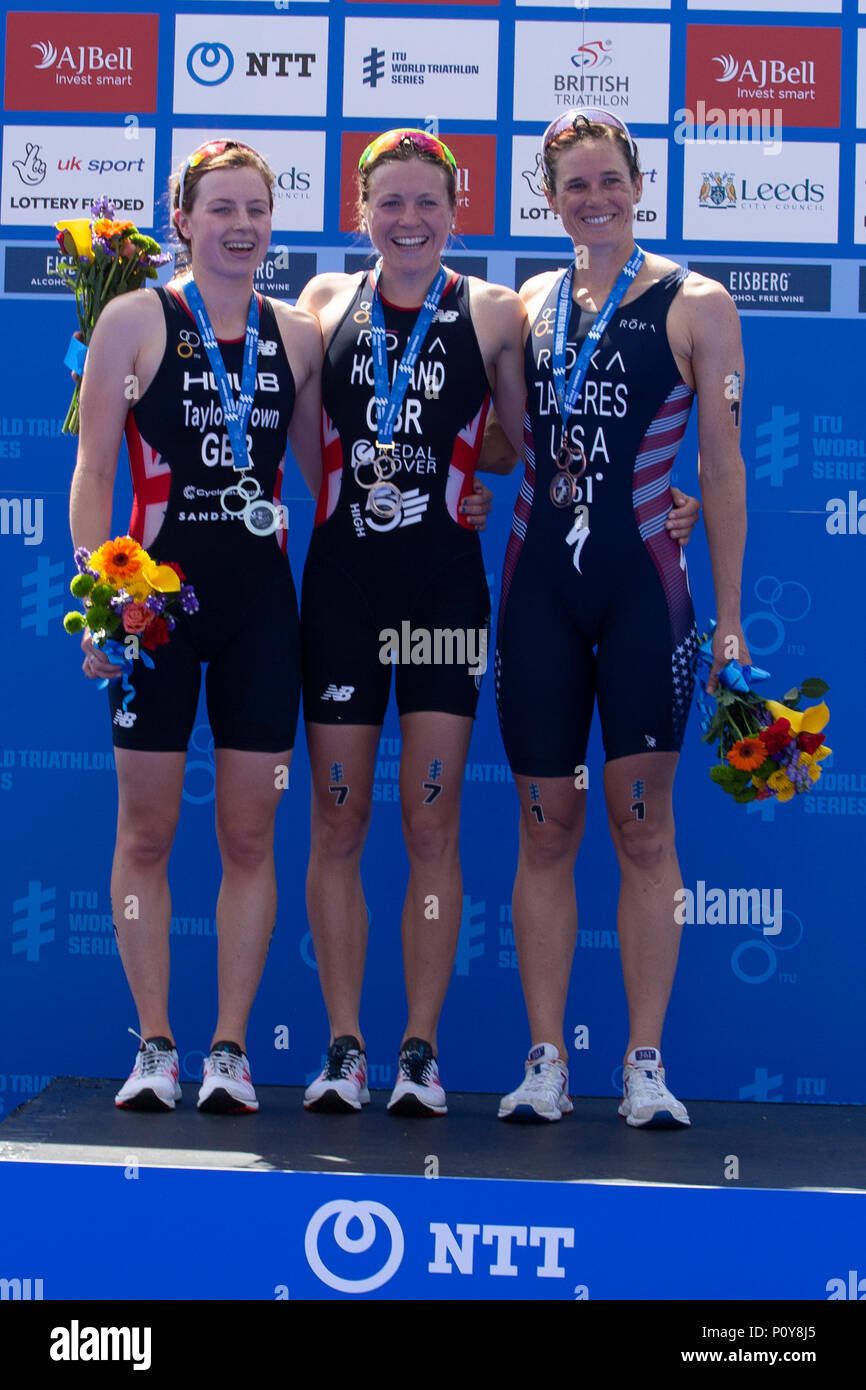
[63,611,86,634]
[70,573,95,597]
[90,582,115,605]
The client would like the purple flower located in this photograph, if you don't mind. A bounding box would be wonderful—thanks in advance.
[109,594,126,613]
[180,585,199,614]
[73,546,91,572]
[90,197,116,220]
[165,615,176,633]
[145,593,166,615]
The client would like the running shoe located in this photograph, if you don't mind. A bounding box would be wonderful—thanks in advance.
[498,1042,573,1122]
[115,1031,181,1112]
[387,1038,447,1117]
[304,1035,369,1113]
[619,1047,690,1129]
[197,1040,258,1114]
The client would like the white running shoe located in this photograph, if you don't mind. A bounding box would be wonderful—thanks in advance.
[304,1036,370,1113]
[619,1047,690,1129]
[498,1043,573,1122]
[197,1041,258,1114]
[387,1038,447,1117]
[115,1031,181,1112]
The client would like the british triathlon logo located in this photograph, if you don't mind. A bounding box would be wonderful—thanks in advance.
[571,40,614,71]
[187,42,234,86]
[362,47,386,89]
[699,172,737,209]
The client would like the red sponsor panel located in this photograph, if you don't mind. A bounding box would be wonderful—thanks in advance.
[340,131,496,236]
[5,12,159,113]
[685,25,840,128]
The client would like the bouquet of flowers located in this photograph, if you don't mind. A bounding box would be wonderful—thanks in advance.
[63,537,198,723]
[696,627,830,806]
[55,198,171,433]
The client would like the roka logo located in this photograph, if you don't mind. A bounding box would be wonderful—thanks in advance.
[305,1200,404,1293]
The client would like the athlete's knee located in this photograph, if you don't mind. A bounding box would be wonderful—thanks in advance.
[215,818,274,872]
[115,819,176,870]
[613,816,673,874]
[519,808,584,867]
[401,805,459,863]
[311,801,371,861]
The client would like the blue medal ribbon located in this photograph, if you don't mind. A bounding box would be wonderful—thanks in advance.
[551,245,644,447]
[369,260,447,448]
[183,279,259,473]
[694,621,771,733]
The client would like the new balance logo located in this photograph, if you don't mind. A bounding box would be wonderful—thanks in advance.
[362,47,386,88]
[321,684,355,702]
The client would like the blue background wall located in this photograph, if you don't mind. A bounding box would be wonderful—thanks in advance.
[1,0,863,1112]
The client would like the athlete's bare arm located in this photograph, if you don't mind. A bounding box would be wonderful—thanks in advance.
[70,289,165,551]
[272,300,324,498]
[674,273,749,685]
[296,272,362,352]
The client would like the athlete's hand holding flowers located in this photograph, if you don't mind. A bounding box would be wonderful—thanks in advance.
[64,536,197,688]
[55,199,170,433]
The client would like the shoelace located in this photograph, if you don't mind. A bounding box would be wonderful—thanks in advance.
[401,1051,435,1086]
[628,1065,667,1099]
[128,1027,174,1076]
[325,1045,360,1080]
[522,1059,565,1101]
[209,1050,246,1081]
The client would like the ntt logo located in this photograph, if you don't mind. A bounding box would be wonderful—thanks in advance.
[305,1200,404,1293]
[187,42,233,86]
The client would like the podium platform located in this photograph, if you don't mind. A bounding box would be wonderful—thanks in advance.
[1,1079,864,1300]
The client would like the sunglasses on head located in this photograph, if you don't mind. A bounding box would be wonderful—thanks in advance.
[177,140,259,210]
[541,109,635,162]
[358,128,457,172]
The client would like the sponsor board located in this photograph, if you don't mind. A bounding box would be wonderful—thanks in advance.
[513,22,670,123]
[173,14,328,117]
[513,255,571,289]
[682,141,839,244]
[518,0,669,7]
[1,126,155,227]
[4,243,85,295]
[344,253,488,280]
[860,266,866,313]
[860,31,866,128]
[689,260,831,311]
[855,146,866,245]
[690,0,840,10]
[339,131,495,237]
[170,129,325,233]
[342,18,499,120]
[254,250,316,302]
[686,25,841,127]
[4,11,158,113]
[510,135,667,239]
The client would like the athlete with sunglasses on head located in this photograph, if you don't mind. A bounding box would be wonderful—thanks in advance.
[70,141,322,1114]
[490,111,749,1128]
[295,128,699,1119]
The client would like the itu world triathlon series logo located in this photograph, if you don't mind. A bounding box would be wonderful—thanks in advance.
[699,172,737,209]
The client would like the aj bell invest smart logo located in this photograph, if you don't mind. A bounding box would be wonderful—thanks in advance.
[4,13,158,112]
